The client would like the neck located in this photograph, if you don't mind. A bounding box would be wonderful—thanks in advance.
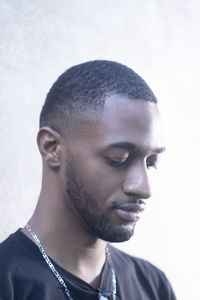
[22,188,107,287]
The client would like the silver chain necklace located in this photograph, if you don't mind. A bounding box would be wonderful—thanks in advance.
[26,224,117,300]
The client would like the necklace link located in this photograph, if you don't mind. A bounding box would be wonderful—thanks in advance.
[26,224,117,300]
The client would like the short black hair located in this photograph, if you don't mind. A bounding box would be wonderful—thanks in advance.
[40,60,157,134]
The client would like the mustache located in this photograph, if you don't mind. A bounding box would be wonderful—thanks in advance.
[111,198,146,208]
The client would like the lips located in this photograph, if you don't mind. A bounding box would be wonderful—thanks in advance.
[113,202,146,223]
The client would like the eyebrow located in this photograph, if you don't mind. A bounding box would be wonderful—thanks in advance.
[108,142,166,154]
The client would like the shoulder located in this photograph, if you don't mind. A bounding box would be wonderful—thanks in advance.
[109,245,176,299]
[0,230,27,273]
[110,245,166,277]
[0,230,25,298]
[0,230,20,262]
[0,229,43,277]
[0,230,63,299]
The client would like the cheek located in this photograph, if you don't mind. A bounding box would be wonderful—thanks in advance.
[76,155,121,198]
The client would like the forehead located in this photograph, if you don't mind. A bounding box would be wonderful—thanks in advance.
[87,95,164,150]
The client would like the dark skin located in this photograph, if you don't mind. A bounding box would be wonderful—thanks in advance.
[22,94,165,288]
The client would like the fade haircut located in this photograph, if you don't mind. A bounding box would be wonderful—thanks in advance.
[40,60,157,135]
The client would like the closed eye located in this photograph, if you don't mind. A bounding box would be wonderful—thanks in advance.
[106,153,131,168]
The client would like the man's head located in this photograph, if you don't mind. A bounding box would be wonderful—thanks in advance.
[38,60,164,243]
[40,60,157,134]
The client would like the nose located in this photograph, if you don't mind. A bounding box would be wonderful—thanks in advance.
[122,161,152,199]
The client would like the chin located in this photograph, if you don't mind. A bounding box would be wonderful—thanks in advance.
[94,224,136,243]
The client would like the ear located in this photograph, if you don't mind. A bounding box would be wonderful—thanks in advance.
[37,127,63,168]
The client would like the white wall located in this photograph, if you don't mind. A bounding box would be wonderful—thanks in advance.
[1,1,200,299]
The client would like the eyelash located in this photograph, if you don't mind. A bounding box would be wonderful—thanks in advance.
[146,162,157,169]
[107,156,132,168]
[146,156,158,169]
[107,156,158,169]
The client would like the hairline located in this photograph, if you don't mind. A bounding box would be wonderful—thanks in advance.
[40,94,157,138]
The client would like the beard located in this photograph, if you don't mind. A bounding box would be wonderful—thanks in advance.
[65,152,135,243]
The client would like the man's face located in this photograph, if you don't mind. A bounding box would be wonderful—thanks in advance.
[65,95,164,242]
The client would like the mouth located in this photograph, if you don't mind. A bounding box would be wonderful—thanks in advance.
[113,201,146,223]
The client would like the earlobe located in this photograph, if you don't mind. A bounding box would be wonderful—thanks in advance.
[37,127,63,168]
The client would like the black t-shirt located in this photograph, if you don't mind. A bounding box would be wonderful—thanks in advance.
[0,229,176,300]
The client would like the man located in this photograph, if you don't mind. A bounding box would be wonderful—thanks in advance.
[0,60,176,299]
